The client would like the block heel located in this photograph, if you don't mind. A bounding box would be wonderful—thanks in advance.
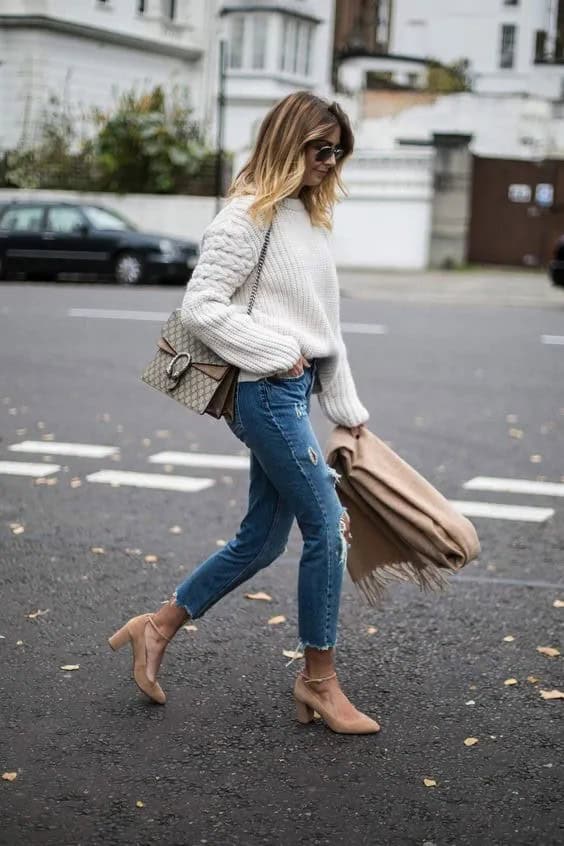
[108,624,130,651]
[295,698,314,724]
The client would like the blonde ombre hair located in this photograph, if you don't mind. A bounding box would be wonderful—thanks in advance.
[228,91,354,230]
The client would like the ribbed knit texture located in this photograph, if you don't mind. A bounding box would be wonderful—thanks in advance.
[180,195,370,428]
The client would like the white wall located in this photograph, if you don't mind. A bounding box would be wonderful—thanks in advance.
[356,90,564,160]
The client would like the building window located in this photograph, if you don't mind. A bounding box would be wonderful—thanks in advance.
[229,15,245,69]
[500,23,517,68]
[138,0,145,12]
[252,14,268,69]
[167,0,176,20]
[279,15,314,76]
[503,1,519,6]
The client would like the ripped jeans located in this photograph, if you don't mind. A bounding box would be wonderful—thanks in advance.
[172,358,349,652]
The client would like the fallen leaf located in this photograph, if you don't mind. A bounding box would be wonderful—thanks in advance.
[465,700,475,705]
[553,599,564,608]
[182,624,198,632]
[506,414,518,423]
[537,646,560,658]
[282,649,304,660]
[2,772,17,782]
[245,592,272,602]
[508,428,524,439]
[423,778,437,787]
[10,523,24,535]
[90,546,105,555]
[41,433,55,441]
[16,640,23,646]
[26,609,49,619]
[539,689,564,700]
[529,454,542,463]
[504,678,518,686]
[125,547,142,555]
[527,676,539,684]
[155,429,170,438]
[268,615,286,625]
[70,478,82,488]
[144,554,158,563]
[169,525,182,534]
[136,800,144,808]
[503,635,515,642]
[367,626,378,635]
[163,464,174,473]
[464,737,479,747]
[216,539,226,547]
[60,664,80,671]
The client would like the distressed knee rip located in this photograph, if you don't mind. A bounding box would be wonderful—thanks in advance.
[338,508,350,568]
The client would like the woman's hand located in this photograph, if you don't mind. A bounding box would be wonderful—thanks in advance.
[283,355,311,377]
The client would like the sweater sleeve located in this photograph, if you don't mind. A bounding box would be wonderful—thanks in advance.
[180,200,302,374]
[317,323,370,428]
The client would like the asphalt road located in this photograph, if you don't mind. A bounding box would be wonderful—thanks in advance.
[1,280,563,846]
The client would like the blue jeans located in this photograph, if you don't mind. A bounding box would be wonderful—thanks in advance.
[172,359,349,651]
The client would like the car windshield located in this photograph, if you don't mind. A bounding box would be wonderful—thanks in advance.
[83,206,135,231]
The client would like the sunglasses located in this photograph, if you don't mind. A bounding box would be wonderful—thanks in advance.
[310,143,346,163]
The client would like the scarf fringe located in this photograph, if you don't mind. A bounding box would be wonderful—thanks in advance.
[351,557,453,606]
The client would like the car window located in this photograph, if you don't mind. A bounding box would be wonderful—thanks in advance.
[46,206,86,233]
[82,206,133,231]
[0,206,44,232]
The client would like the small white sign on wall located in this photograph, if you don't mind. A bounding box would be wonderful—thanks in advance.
[535,183,554,207]
[508,184,532,203]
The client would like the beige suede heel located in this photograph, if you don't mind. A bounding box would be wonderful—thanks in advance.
[108,613,171,705]
[293,672,381,734]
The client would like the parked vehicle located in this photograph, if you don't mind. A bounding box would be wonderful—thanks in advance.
[549,236,564,287]
[0,201,199,285]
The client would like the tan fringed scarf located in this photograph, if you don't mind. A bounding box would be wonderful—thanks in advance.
[325,425,481,605]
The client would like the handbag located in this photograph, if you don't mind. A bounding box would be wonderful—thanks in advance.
[140,220,273,422]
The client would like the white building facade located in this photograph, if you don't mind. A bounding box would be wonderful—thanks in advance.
[389,0,563,98]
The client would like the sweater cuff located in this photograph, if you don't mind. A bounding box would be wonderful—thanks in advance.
[318,389,370,429]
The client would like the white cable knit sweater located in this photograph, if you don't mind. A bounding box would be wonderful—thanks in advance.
[179,195,370,428]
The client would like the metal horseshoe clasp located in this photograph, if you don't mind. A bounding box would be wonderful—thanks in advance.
[166,351,192,389]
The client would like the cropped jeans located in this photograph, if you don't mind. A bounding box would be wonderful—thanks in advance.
[172,358,350,652]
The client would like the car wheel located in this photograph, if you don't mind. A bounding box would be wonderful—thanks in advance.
[114,252,144,285]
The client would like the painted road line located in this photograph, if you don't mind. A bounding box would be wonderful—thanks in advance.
[464,476,564,497]
[85,470,215,493]
[68,308,170,321]
[9,441,119,459]
[68,308,388,335]
[148,451,250,470]
[0,461,61,477]
[450,500,554,522]
[340,322,388,334]
[541,334,564,345]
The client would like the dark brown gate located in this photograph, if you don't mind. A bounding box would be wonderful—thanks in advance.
[468,156,564,267]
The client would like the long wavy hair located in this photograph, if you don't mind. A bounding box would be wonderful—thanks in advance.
[228,91,354,230]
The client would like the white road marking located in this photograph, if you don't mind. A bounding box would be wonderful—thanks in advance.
[0,461,61,477]
[9,441,119,458]
[148,451,250,469]
[67,308,387,335]
[464,476,564,497]
[340,322,387,334]
[68,308,170,321]
[450,500,554,522]
[85,469,215,492]
[541,334,564,345]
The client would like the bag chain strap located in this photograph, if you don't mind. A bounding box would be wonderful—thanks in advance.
[246,221,273,316]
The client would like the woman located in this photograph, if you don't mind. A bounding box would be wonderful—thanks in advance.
[109,91,380,734]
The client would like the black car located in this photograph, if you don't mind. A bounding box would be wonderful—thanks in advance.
[0,200,199,285]
[549,236,564,287]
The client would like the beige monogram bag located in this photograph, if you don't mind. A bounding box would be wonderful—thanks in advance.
[140,222,272,422]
